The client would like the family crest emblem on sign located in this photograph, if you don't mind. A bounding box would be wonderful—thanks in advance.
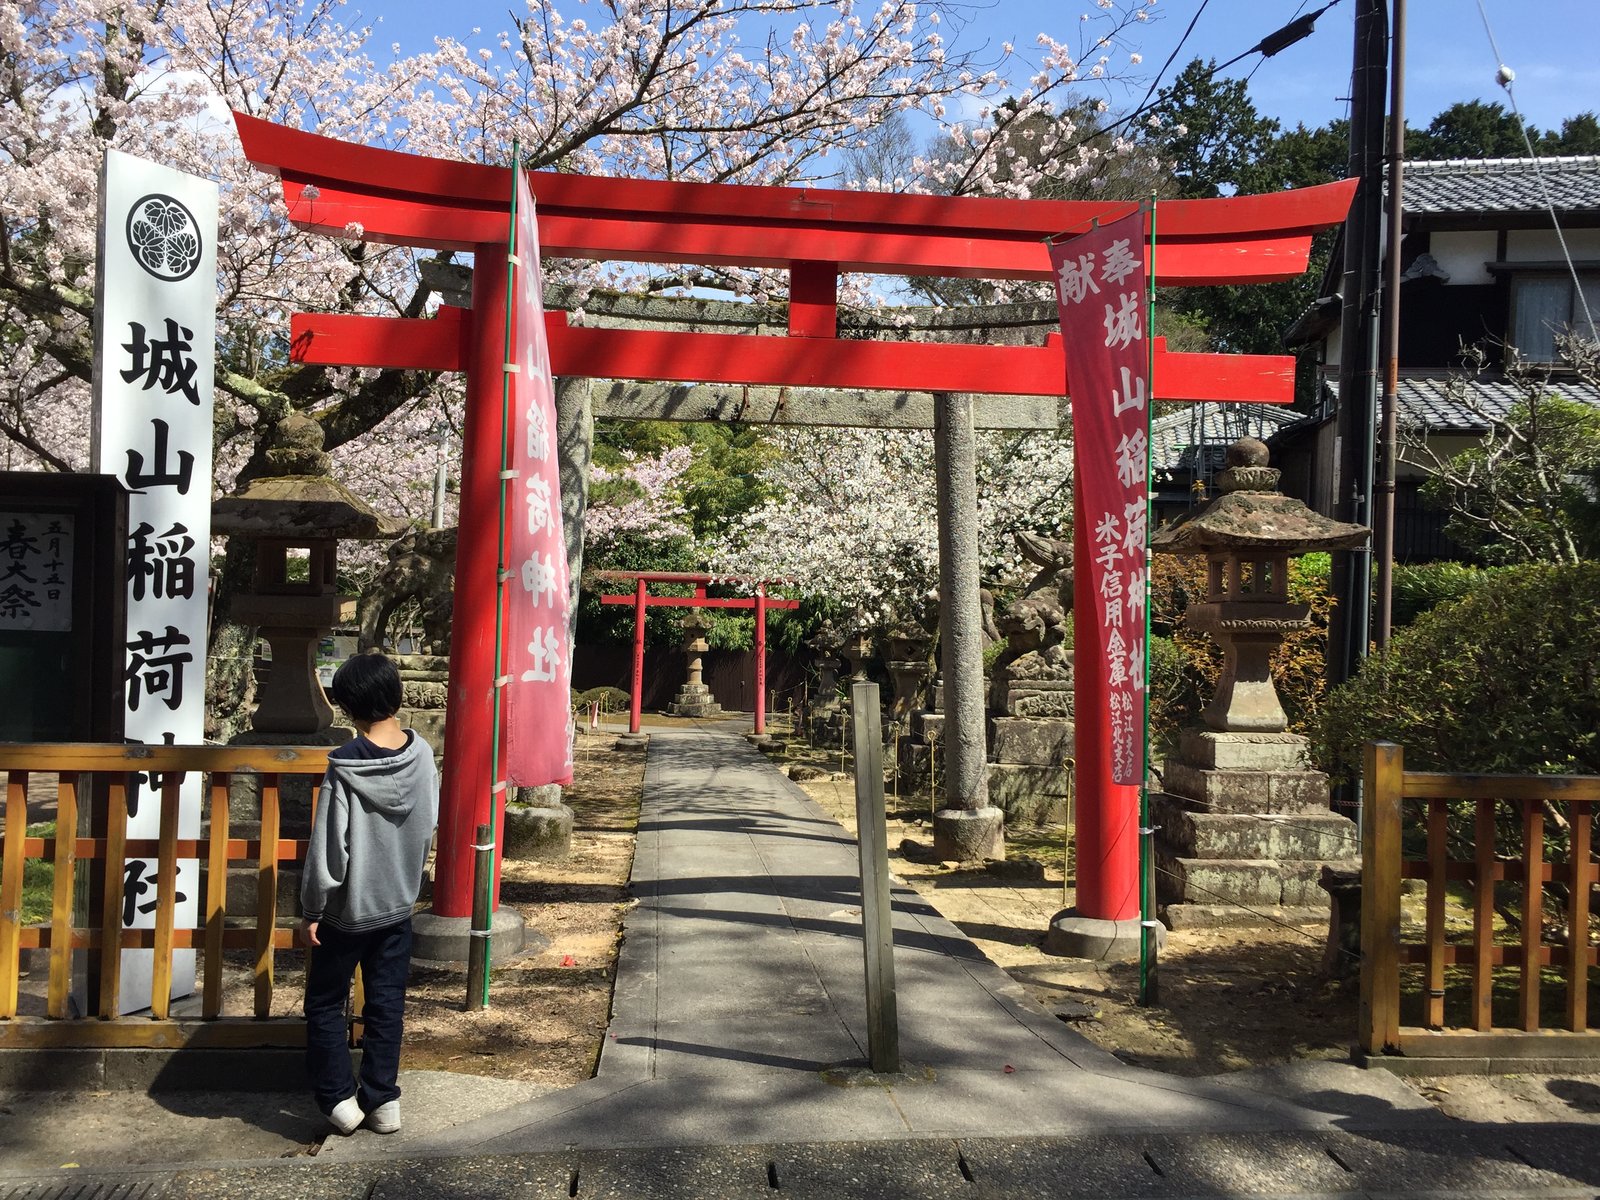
[125,194,204,282]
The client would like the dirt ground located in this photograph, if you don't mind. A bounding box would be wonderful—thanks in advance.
[398,733,642,1086]
[789,767,1358,1077]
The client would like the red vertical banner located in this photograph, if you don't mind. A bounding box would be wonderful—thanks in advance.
[503,167,574,786]
[1052,210,1150,787]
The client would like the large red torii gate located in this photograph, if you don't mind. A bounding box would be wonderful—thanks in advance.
[231,111,1355,930]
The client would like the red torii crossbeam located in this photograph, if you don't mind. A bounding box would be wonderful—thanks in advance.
[594,572,800,735]
[231,111,1355,929]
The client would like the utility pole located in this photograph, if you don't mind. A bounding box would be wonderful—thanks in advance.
[1374,0,1407,650]
[1329,0,1388,689]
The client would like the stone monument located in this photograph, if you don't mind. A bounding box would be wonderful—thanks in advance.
[1148,438,1367,927]
[985,531,1076,825]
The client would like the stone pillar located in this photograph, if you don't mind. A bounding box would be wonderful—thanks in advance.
[555,376,592,655]
[931,391,1003,861]
[522,374,589,859]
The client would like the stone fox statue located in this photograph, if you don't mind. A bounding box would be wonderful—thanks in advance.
[988,530,1075,718]
[357,528,457,655]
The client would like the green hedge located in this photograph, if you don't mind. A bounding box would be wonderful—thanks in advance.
[1315,562,1600,782]
[1388,561,1503,628]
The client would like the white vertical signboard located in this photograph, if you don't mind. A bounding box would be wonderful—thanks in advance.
[92,149,217,1013]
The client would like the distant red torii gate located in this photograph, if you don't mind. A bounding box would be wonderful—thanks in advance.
[593,572,800,736]
[231,110,1356,929]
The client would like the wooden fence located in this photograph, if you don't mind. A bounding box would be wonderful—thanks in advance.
[1360,741,1600,1065]
[0,743,328,1049]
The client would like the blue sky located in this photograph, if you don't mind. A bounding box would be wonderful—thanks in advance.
[377,1,1599,140]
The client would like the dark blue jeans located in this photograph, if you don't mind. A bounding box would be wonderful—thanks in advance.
[304,917,413,1116]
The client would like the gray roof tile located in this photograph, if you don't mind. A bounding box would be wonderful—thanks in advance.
[1150,402,1302,475]
[1400,156,1600,216]
[1327,375,1600,431]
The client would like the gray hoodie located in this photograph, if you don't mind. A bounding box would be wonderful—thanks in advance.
[301,732,439,933]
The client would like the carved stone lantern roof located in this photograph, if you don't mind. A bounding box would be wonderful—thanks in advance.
[212,414,404,541]
[1150,437,1368,556]
[210,413,405,735]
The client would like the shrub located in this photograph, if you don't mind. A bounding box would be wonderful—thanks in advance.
[1315,561,1600,782]
[1388,560,1502,628]
[573,686,631,712]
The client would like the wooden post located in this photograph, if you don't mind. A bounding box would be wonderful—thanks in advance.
[1567,800,1592,1032]
[1471,798,1497,1031]
[1359,741,1403,1056]
[1424,795,1447,1029]
[850,682,899,1074]
[255,774,281,1019]
[151,773,181,1019]
[204,774,231,1019]
[47,772,79,1019]
[630,576,647,734]
[0,770,25,1019]
[754,586,768,736]
[98,776,129,1019]
[1521,802,1544,1032]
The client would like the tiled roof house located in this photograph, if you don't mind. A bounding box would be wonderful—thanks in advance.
[1274,156,1600,560]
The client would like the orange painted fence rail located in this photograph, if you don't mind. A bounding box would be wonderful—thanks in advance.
[1360,741,1600,1066]
[0,743,329,1049]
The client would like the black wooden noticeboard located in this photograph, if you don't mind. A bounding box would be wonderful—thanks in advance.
[0,472,127,742]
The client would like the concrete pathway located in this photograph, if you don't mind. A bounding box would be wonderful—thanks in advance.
[323,723,1445,1160]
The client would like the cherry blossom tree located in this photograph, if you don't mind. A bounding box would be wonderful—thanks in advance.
[708,424,1075,634]
[1,0,1155,723]
[3,0,1155,484]
[585,444,696,555]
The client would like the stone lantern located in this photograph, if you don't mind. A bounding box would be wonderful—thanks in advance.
[1148,438,1368,927]
[1151,438,1368,734]
[212,414,403,735]
[667,611,723,718]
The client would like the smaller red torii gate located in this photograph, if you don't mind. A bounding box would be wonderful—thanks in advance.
[594,571,799,735]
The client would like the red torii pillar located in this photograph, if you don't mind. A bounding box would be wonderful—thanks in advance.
[229,111,1355,945]
[594,571,800,734]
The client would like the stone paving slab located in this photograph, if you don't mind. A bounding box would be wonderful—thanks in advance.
[7,1130,1600,1200]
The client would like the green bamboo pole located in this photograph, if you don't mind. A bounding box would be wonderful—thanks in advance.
[1138,195,1159,1007]
[473,142,523,1010]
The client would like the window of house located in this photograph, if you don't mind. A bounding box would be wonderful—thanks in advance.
[1509,272,1600,363]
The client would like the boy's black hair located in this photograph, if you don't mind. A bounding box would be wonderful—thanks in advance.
[330,651,403,723]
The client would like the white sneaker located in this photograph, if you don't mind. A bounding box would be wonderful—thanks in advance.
[365,1100,401,1134]
[327,1096,363,1135]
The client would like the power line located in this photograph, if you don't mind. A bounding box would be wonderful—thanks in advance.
[1474,0,1599,344]
[1131,0,1211,120]
[1060,1,1346,159]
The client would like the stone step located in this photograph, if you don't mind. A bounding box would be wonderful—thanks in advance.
[1163,903,1331,932]
[1159,761,1331,814]
[1153,795,1357,861]
[1157,855,1358,909]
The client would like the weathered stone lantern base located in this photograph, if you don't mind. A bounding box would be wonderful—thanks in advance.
[1153,730,1358,929]
[504,784,576,861]
[668,680,724,718]
[932,805,1005,862]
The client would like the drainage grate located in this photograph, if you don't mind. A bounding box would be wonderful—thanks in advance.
[0,1181,166,1200]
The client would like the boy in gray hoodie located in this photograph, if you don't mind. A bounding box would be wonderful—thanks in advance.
[299,651,438,1136]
